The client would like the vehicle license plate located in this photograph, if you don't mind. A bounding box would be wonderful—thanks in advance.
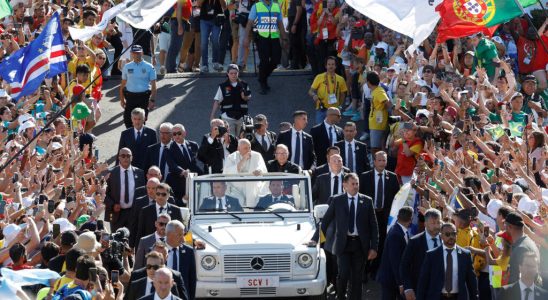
[237,276,279,287]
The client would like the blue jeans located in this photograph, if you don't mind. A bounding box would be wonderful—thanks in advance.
[315,109,326,125]
[200,19,221,67]
[166,19,186,73]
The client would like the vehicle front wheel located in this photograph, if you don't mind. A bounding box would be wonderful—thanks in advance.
[306,292,327,300]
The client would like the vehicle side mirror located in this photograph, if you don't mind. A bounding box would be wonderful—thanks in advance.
[313,204,328,219]
[181,207,190,227]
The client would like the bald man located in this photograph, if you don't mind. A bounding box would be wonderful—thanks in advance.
[105,147,146,231]
[310,107,343,165]
[138,267,185,300]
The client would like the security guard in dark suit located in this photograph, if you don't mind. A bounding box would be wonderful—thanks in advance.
[249,114,277,162]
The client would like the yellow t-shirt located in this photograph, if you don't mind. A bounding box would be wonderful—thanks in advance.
[53,275,74,292]
[311,72,348,109]
[368,86,389,130]
[67,56,96,79]
[457,227,486,273]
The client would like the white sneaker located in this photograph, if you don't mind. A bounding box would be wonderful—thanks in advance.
[200,65,209,73]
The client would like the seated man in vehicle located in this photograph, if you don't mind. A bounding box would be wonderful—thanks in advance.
[255,180,295,211]
[199,181,243,212]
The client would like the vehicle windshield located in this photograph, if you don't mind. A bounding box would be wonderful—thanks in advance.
[193,176,311,215]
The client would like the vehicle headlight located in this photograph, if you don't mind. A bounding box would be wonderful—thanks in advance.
[201,255,217,270]
[297,253,313,268]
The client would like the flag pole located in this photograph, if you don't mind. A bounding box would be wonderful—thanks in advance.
[512,0,548,55]
[0,28,152,173]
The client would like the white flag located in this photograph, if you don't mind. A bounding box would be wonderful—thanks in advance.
[117,0,177,30]
[69,0,132,41]
[345,0,443,53]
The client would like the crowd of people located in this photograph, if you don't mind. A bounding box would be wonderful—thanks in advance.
[0,0,546,300]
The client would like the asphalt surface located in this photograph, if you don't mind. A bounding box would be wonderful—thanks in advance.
[93,71,381,299]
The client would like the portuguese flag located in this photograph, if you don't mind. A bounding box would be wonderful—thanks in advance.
[436,0,538,42]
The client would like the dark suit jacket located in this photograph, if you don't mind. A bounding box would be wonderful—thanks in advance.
[199,195,243,212]
[416,245,478,300]
[377,223,407,287]
[276,129,316,170]
[250,131,277,162]
[498,281,548,300]
[197,134,238,174]
[145,143,183,179]
[104,165,146,222]
[400,231,430,291]
[335,140,370,175]
[359,169,400,230]
[129,267,186,300]
[266,160,301,173]
[255,194,295,210]
[312,172,348,205]
[125,275,183,300]
[138,295,182,300]
[129,196,155,248]
[136,203,182,244]
[171,245,196,300]
[319,193,379,256]
[167,140,203,200]
[118,126,157,170]
[309,122,343,166]
[134,232,158,270]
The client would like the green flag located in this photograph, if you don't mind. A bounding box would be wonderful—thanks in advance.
[480,0,539,28]
[0,0,12,20]
[486,125,505,141]
[508,122,524,137]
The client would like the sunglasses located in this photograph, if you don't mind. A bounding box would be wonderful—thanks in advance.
[156,192,168,197]
[172,132,183,136]
[157,222,167,227]
[119,154,131,158]
[146,264,161,270]
[443,232,457,237]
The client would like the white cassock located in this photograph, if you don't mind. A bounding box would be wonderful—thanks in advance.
[223,151,268,207]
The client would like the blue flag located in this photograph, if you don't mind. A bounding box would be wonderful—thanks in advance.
[0,11,67,100]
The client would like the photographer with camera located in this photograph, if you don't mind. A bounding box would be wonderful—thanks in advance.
[198,119,238,174]
[99,228,132,284]
[247,114,277,162]
[210,64,251,136]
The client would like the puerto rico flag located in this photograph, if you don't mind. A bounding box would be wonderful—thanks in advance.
[0,11,67,100]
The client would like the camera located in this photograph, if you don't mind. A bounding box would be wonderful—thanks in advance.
[240,115,255,140]
[388,116,402,125]
[217,126,228,137]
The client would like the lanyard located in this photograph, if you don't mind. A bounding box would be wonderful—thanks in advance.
[324,73,337,95]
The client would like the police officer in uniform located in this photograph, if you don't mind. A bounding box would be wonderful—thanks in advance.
[119,45,158,129]
[243,0,288,95]
[210,64,251,136]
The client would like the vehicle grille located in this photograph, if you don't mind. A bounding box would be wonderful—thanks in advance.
[224,253,291,274]
[240,287,277,296]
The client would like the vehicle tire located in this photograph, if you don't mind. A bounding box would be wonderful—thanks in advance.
[306,292,327,300]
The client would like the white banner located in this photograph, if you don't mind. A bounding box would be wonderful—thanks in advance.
[345,0,443,53]
[117,0,177,30]
[69,0,132,41]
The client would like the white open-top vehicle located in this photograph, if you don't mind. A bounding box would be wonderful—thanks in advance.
[183,172,327,299]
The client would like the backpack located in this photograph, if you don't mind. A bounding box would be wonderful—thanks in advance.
[52,284,92,300]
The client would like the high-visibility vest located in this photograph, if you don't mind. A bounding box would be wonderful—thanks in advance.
[489,237,510,288]
[255,1,280,39]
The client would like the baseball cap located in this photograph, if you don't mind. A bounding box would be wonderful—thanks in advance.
[375,42,388,52]
[492,36,504,45]
[227,64,239,72]
[505,212,524,227]
[464,50,475,57]
[131,45,143,53]
[72,84,85,97]
[523,74,537,83]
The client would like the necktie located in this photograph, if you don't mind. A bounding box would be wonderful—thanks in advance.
[149,281,155,294]
[405,230,410,242]
[159,146,167,175]
[181,144,191,163]
[445,249,453,293]
[159,207,164,214]
[159,237,165,242]
[217,198,223,210]
[136,130,141,143]
[524,287,532,300]
[333,175,339,195]
[348,197,355,234]
[432,237,438,248]
[347,143,354,172]
[261,135,268,151]
[375,173,384,209]
[294,132,301,166]
[124,170,130,204]
[329,126,334,145]
[171,248,178,271]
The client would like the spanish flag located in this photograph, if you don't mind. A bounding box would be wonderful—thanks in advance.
[435,0,538,42]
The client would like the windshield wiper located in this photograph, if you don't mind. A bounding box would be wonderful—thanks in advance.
[198,209,242,221]
[268,211,285,220]
[227,212,242,221]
